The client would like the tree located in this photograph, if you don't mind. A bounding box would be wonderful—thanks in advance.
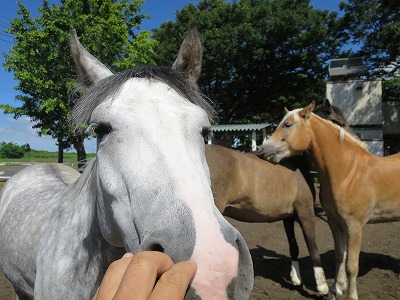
[2,0,157,168]
[152,0,343,124]
[339,0,400,103]
[0,142,28,159]
[339,0,400,75]
[383,77,400,102]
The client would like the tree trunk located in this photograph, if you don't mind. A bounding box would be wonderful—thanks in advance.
[74,138,87,173]
[58,144,64,163]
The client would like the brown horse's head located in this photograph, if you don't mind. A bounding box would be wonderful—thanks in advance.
[314,99,358,138]
[259,101,315,163]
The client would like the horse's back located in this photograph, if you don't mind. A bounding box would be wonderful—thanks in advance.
[205,145,241,210]
[249,153,315,211]
[0,163,79,220]
[0,163,79,296]
[206,144,314,222]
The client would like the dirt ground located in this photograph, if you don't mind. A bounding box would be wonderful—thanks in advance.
[227,210,400,300]
[0,182,398,300]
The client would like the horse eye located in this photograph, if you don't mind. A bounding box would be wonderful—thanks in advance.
[201,126,212,138]
[283,122,292,128]
[93,123,112,137]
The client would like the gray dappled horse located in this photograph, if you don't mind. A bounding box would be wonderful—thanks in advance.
[0,27,253,299]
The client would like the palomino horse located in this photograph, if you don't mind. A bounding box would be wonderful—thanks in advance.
[206,144,329,295]
[0,28,253,299]
[205,100,353,295]
[260,101,400,300]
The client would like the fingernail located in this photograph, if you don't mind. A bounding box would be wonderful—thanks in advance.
[122,252,134,258]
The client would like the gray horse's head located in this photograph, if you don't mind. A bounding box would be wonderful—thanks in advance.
[70,27,253,299]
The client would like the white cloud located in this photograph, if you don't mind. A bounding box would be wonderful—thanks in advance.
[0,115,96,153]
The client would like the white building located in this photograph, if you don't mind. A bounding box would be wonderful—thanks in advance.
[326,57,400,156]
[207,123,270,152]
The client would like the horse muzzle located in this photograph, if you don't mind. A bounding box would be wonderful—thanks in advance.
[186,225,254,300]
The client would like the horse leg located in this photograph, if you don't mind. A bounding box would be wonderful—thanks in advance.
[326,217,348,299]
[296,206,329,295]
[283,217,302,286]
[345,222,363,300]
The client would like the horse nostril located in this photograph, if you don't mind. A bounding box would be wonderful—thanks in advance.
[148,243,164,253]
[235,237,243,249]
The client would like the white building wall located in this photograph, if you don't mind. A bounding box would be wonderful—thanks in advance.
[326,79,382,126]
[326,79,383,156]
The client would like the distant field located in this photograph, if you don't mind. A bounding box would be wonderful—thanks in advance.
[0,150,96,163]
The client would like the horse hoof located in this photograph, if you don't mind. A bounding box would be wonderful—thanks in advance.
[290,272,302,286]
[290,260,302,286]
[317,283,329,295]
[291,279,302,286]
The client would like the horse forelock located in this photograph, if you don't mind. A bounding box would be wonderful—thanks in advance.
[72,66,216,128]
[312,113,368,150]
[278,108,302,128]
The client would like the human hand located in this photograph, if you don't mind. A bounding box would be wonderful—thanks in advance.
[92,251,197,300]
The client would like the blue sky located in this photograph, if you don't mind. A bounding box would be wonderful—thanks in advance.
[0,0,342,153]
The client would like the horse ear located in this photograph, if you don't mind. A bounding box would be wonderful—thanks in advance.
[70,29,113,89]
[284,107,289,113]
[300,101,316,119]
[324,99,332,112]
[172,25,203,83]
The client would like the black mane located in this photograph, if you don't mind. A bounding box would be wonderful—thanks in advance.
[72,66,215,127]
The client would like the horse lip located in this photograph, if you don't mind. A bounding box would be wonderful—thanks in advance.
[256,146,263,155]
[266,152,281,164]
[256,151,265,158]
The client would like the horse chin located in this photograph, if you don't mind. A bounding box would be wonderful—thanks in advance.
[266,153,280,164]
[263,150,288,164]
[259,141,289,164]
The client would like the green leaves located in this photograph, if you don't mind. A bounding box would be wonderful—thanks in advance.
[0,142,28,159]
[3,0,154,157]
[153,0,342,124]
[339,0,400,72]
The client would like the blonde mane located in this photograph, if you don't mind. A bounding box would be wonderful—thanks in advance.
[313,113,368,150]
[278,108,302,128]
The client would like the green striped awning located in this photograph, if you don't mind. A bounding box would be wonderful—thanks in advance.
[211,123,270,132]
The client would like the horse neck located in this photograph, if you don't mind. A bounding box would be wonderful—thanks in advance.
[64,159,121,261]
[37,161,122,298]
[307,114,364,185]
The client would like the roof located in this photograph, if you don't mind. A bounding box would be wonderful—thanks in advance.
[211,123,270,132]
[328,57,368,78]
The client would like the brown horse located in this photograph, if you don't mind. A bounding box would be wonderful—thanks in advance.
[205,144,329,294]
[260,101,400,300]
[314,99,358,138]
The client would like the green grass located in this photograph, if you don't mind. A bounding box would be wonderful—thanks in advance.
[0,150,96,163]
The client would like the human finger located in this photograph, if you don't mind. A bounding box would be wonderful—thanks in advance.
[149,260,197,300]
[93,253,134,300]
[113,251,174,299]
